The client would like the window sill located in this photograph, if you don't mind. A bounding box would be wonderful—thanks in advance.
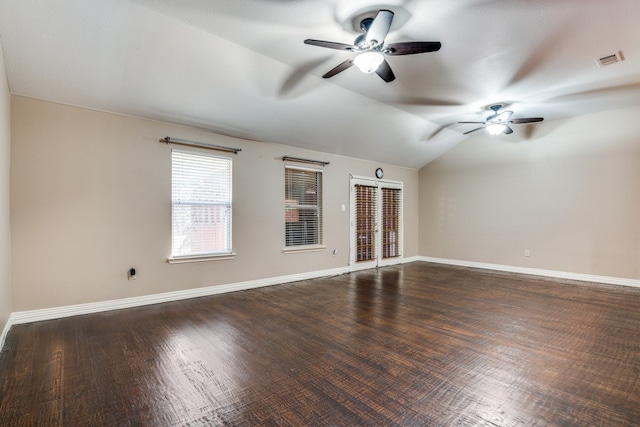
[282,245,326,254]
[167,253,237,264]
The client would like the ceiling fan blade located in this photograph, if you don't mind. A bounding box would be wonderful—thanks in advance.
[304,39,356,51]
[509,117,544,124]
[366,10,394,46]
[375,59,395,82]
[458,121,485,124]
[463,127,485,135]
[503,125,514,135]
[385,41,442,56]
[322,59,354,79]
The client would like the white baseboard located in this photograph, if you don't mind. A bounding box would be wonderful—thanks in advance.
[0,258,406,351]
[2,258,431,346]
[0,315,11,351]
[418,256,640,288]
[9,266,352,326]
[9,255,624,348]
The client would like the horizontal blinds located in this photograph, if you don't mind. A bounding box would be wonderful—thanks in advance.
[172,150,232,257]
[285,167,322,246]
[381,187,401,259]
[355,184,377,262]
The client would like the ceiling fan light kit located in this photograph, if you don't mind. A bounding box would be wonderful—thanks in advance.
[353,51,384,73]
[486,123,507,135]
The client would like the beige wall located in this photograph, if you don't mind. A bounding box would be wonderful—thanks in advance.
[10,96,419,311]
[13,88,639,315]
[419,107,640,280]
[0,41,10,332]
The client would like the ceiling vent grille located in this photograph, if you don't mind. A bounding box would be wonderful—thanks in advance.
[596,51,624,67]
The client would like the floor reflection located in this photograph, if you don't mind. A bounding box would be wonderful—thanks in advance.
[353,267,403,326]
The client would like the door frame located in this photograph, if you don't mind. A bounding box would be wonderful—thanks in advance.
[349,175,404,271]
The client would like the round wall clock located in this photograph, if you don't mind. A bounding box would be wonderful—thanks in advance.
[375,168,384,179]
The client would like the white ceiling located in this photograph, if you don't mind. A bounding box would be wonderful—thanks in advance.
[1,0,640,168]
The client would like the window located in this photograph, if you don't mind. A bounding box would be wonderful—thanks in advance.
[285,166,322,247]
[171,149,232,258]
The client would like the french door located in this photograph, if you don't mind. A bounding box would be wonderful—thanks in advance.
[349,177,403,270]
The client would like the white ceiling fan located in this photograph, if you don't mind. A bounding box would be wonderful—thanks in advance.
[304,9,441,82]
[458,105,544,135]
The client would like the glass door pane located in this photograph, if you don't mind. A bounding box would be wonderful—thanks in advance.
[355,184,377,262]
[382,188,401,259]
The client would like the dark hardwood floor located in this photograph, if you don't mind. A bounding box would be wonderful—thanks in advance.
[1,262,640,426]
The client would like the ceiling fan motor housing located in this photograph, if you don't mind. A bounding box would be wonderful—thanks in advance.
[360,17,374,32]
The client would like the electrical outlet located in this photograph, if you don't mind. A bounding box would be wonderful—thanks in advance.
[128,267,137,280]
[524,250,530,257]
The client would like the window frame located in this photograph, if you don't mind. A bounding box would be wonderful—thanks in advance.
[283,165,325,253]
[168,148,235,264]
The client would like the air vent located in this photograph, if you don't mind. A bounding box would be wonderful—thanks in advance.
[596,51,625,67]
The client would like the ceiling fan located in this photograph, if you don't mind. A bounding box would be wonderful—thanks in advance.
[458,105,544,135]
[304,9,441,82]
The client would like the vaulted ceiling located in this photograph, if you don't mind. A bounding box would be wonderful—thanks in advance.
[1,0,639,168]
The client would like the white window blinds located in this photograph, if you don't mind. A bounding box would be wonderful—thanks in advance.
[285,166,322,247]
[171,150,232,257]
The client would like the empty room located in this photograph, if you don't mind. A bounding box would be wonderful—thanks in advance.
[1,1,639,425]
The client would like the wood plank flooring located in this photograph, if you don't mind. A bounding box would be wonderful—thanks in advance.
[1,262,640,426]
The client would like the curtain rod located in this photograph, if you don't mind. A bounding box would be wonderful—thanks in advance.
[160,136,241,154]
[282,156,330,166]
